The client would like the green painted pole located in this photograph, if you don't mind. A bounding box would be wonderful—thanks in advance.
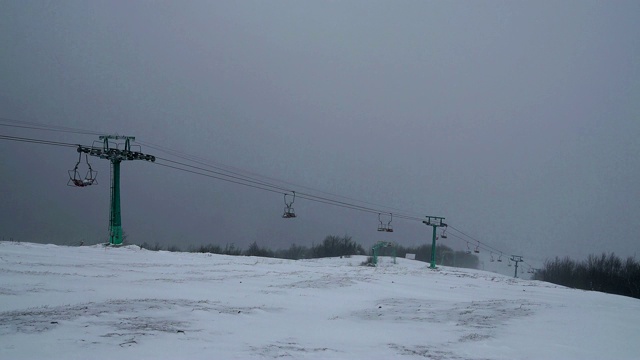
[109,160,123,245]
[372,247,378,265]
[81,135,153,246]
[430,225,437,269]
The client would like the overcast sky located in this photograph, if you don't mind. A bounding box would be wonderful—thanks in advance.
[1,1,638,272]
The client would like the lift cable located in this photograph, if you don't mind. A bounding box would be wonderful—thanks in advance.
[137,139,426,219]
[1,121,524,259]
[0,134,78,148]
[0,117,102,136]
[0,116,429,221]
[447,225,509,255]
[153,157,423,219]
[152,161,286,196]
[446,227,542,270]
[154,157,292,194]
[444,231,520,266]
[0,131,422,222]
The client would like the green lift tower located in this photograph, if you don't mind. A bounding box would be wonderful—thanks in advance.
[371,241,396,266]
[73,135,155,245]
[422,216,447,269]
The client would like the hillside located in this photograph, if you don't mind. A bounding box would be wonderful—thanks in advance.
[0,242,638,359]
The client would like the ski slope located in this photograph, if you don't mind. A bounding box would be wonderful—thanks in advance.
[0,242,638,359]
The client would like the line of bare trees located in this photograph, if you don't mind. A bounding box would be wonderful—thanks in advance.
[376,243,479,269]
[139,235,480,269]
[534,253,640,299]
[139,235,365,259]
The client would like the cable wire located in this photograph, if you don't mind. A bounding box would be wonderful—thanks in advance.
[0,117,102,136]
[137,139,428,220]
[0,134,78,148]
[0,118,525,263]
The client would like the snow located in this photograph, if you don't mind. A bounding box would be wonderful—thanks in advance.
[1,242,638,359]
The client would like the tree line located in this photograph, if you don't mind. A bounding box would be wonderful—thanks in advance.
[137,235,479,269]
[375,243,479,269]
[534,253,640,299]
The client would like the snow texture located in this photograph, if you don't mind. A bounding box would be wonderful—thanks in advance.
[0,242,638,359]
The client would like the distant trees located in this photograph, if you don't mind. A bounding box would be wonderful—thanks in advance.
[376,243,479,269]
[244,241,274,257]
[167,245,182,252]
[535,253,640,299]
[139,241,163,251]
[193,243,242,256]
[181,236,365,259]
[194,244,221,254]
[136,234,481,270]
[310,235,365,258]
[276,243,309,260]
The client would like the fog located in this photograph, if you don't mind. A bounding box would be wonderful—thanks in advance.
[1,1,638,272]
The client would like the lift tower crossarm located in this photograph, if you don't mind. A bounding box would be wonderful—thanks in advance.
[422,216,447,269]
[99,135,135,141]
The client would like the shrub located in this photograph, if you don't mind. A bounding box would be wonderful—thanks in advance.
[360,256,375,267]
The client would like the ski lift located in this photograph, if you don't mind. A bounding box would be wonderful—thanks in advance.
[465,242,472,254]
[508,259,512,267]
[440,227,448,239]
[377,213,386,231]
[474,244,480,254]
[497,253,503,262]
[377,213,393,232]
[490,252,495,262]
[282,191,297,218]
[386,213,393,232]
[68,150,97,187]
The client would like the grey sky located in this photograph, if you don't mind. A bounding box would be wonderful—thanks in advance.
[1,1,638,273]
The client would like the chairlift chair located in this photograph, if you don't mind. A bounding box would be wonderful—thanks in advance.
[377,213,388,232]
[465,242,472,254]
[497,253,503,262]
[386,213,393,232]
[490,253,495,262]
[440,227,448,239]
[474,244,480,254]
[68,151,97,187]
[377,214,385,231]
[282,192,297,218]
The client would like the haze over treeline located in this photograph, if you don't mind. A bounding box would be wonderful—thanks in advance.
[135,234,480,270]
[0,1,638,278]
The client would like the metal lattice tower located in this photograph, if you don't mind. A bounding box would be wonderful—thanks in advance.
[422,216,447,269]
[77,135,155,245]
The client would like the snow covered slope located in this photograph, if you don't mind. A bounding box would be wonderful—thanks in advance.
[1,242,638,359]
